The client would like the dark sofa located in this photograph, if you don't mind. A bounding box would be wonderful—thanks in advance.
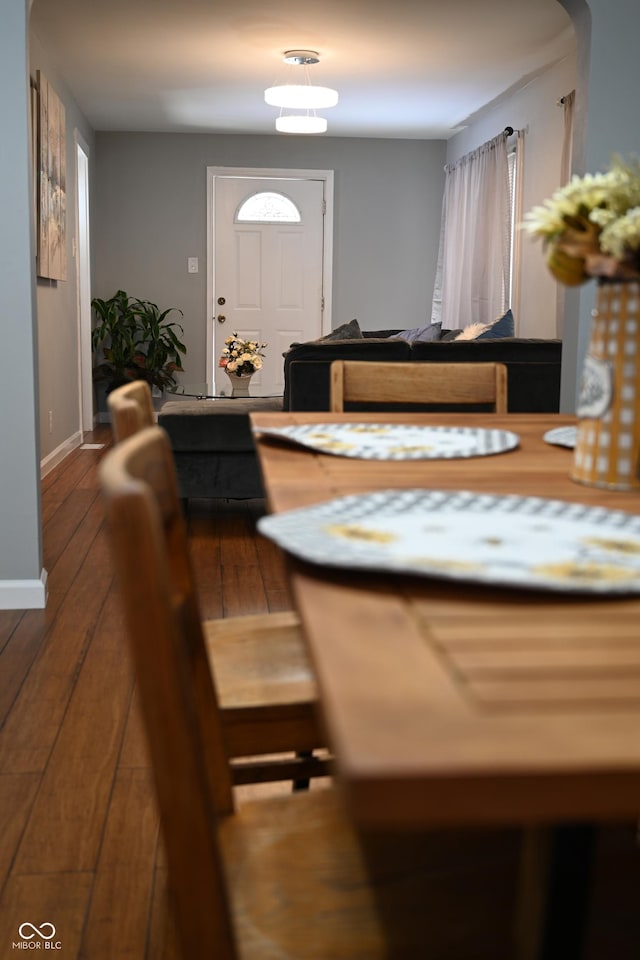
[283,329,562,413]
[159,327,562,501]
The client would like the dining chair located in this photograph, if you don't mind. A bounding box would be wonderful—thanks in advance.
[330,360,508,412]
[99,425,448,958]
[107,379,156,441]
[106,386,328,788]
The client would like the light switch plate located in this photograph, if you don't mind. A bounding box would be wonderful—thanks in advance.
[187,257,199,273]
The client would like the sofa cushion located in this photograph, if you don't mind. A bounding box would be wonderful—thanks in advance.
[389,322,442,343]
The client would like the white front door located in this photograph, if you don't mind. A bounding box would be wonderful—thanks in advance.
[211,174,329,396]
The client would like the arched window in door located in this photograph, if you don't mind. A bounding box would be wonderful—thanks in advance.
[235,191,301,224]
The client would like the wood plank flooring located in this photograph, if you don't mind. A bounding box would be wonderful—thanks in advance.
[1,425,640,958]
[0,425,296,958]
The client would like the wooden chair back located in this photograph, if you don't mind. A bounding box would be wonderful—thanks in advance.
[107,379,327,787]
[101,428,510,959]
[107,380,155,442]
[330,360,508,413]
[99,425,238,952]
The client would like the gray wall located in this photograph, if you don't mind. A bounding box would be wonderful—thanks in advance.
[0,0,43,605]
[93,133,446,386]
[29,31,95,461]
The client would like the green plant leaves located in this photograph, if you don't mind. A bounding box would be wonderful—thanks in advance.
[91,290,187,388]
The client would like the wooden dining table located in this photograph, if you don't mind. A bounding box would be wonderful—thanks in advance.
[251,411,640,957]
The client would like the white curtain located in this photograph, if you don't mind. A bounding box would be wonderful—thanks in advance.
[431,132,511,330]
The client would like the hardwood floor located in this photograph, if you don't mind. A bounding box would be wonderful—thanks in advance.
[0,425,296,958]
[2,426,640,958]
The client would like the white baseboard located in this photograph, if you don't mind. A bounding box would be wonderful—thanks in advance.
[0,568,48,610]
[40,431,83,479]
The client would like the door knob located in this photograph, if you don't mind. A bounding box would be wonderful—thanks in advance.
[217,315,226,323]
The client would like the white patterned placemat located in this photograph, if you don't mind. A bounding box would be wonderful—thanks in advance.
[255,423,519,460]
[258,488,640,594]
[543,426,577,449]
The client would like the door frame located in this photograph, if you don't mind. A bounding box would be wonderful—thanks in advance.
[206,166,334,388]
[74,130,93,433]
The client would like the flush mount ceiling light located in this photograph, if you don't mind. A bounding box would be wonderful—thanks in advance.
[275,115,327,134]
[265,50,339,111]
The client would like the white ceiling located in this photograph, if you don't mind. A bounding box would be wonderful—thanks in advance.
[30,0,574,139]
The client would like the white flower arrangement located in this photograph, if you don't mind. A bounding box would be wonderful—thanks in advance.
[523,156,640,285]
[218,333,267,376]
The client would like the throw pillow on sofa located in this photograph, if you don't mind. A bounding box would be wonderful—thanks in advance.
[452,321,493,341]
[477,309,515,340]
[389,322,442,342]
[318,318,363,341]
[442,309,515,342]
[287,317,363,351]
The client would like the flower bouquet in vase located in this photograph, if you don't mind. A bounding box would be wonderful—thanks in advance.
[524,156,640,489]
[218,333,267,397]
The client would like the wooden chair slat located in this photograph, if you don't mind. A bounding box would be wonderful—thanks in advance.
[107,380,156,441]
[330,360,508,412]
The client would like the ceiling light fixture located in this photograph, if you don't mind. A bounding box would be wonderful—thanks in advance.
[265,50,338,134]
[275,115,327,134]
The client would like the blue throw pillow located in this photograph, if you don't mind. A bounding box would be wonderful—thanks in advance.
[476,309,515,340]
[389,323,442,343]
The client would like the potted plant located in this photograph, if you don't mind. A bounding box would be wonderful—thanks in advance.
[129,297,187,390]
[91,289,187,392]
[91,289,139,389]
